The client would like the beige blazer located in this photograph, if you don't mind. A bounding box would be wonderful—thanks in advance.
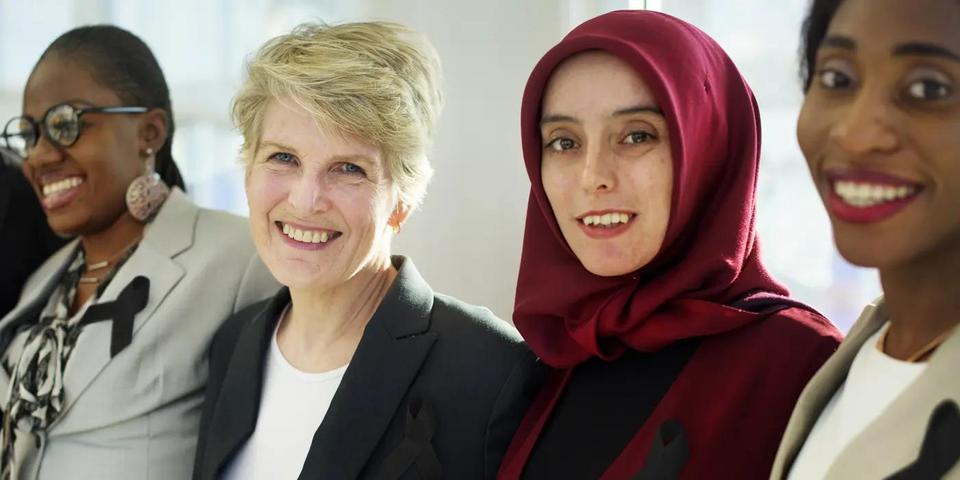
[0,189,278,480]
[771,297,960,479]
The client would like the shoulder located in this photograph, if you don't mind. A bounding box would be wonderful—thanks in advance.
[429,293,527,356]
[706,307,843,381]
[213,295,272,348]
[173,200,257,261]
[730,306,842,350]
[194,207,254,247]
[207,294,274,369]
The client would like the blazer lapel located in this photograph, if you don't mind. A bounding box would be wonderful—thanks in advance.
[0,242,79,386]
[771,300,887,479]
[202,289,285,478]
[827,325,960,479]
[51,190,195,425]
[298,256,438,479]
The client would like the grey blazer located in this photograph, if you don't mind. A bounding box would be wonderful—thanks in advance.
[771,297,960,480]
[0,189,278,480]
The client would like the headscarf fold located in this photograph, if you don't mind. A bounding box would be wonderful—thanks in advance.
[514,10,801,368]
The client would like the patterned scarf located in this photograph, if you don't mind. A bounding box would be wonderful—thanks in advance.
[1,245,134,479]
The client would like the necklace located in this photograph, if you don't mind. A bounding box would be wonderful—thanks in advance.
[78,237,143,285]
[878,324,958,363]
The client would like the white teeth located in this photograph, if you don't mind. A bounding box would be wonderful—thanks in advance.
[833,181,918,207]
[42,177,83,197]
[581,213,632,227]
[280,223,334,244]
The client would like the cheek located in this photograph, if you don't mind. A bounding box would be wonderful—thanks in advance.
[629,154,673,228]
[796,100,826,170]
[246,170,289,214]
[541,161,574,217]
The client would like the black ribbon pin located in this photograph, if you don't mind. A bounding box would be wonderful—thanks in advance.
[632,419,690,480]
[886,400,960,480]
[78,275,150,358]
[379,397,441,480]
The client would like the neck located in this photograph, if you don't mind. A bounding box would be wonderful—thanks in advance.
[279,254,397,372]
[80,211,145,264]
[879,245,960,361]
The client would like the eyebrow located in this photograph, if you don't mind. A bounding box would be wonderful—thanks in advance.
[821,35,855,51]
[894,42,960,63]
[539,105,663,127]
[821,35,960,64]
[259,140,299,155]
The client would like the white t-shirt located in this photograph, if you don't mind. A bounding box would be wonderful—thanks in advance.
[788,322,927,480]
[223,308,348,480]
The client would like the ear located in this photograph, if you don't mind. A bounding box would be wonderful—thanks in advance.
[388,202,411,233]
[138,108,169,155]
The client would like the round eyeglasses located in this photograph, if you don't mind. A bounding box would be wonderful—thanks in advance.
[1,103,148,158]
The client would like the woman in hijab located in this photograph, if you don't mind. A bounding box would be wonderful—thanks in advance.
[498,10,843,479]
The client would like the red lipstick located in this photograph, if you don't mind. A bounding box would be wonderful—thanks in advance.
[824,170,922,225]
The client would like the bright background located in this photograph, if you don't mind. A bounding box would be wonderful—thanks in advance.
[0,0,880,331]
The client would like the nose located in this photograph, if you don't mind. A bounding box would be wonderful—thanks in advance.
[24,131,65,168]
[828,87,899,156]
[287,170,332,214]
[579,144,617,194]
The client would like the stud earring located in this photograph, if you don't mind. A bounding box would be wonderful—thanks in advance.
[125,147,170,222]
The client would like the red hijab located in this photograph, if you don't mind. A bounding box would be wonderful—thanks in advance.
[514,10,796,368]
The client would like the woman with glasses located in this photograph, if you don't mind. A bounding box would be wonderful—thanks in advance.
[0,25,276,479]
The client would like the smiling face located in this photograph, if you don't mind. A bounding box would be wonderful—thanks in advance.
[797,0,960,269]
[21,55,146,236]
[539,51,673,277]
[246,99,402,291]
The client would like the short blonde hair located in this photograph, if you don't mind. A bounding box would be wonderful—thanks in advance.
[233,22,443,209]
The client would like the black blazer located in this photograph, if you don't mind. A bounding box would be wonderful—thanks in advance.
[0,158,67,318]
[193,256,544,480]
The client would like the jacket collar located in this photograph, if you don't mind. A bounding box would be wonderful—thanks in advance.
[0,189,197,428]
[204,256,438,479]
[772,297,960,478]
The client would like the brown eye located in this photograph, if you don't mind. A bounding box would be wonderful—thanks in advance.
[906,79,952,100]
[545,137,577,152]
[818,69,854,90]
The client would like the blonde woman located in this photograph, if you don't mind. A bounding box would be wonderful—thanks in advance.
[192,22,543,480]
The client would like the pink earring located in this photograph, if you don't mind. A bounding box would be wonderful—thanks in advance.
[125,147,170,222]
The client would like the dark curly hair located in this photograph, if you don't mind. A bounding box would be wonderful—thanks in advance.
[37,25,185,190]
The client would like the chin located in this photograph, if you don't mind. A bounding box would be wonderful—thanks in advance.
[833,229,907,270]
[579,255,650,278]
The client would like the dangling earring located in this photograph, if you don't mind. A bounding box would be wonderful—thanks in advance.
[126,147,170,222]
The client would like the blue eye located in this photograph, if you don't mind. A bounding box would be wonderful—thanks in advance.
[623,131,655,144]
[268,151,297,164]
[545,137,577,152]
[336,162,366,176]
